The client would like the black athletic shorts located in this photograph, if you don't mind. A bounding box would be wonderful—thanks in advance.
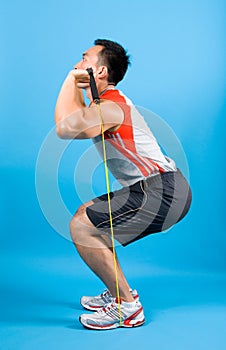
[86,169,192,246]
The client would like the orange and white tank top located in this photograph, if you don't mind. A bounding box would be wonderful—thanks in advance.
[92,89,177,186]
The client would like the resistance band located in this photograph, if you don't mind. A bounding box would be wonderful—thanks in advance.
[87,68,122,325]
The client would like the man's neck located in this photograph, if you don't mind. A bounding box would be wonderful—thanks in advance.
[85,82,115,102]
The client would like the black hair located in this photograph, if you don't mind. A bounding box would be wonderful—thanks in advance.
[94,38,130,85]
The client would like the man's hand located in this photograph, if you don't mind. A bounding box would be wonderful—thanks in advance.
[55,69,88,126]
[69,69,90,87]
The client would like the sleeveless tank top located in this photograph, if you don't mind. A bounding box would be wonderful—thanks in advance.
[92,89,176,186]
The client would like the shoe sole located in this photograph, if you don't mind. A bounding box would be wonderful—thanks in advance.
[79,316,145,330]
[81,303,103,311]
[80,298,105,311]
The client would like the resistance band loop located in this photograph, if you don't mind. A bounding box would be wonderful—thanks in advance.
[87,68,122,326]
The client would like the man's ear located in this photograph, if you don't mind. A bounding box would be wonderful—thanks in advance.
[97,66,108,79]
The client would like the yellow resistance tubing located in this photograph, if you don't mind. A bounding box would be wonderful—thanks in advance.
[96,103,122,326]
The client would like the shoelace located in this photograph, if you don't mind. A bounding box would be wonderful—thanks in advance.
[100,290,112,303]
[97,302,127,320]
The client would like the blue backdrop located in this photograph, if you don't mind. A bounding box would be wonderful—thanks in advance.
[0,1,225,349]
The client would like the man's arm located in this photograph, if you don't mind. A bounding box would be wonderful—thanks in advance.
[54,70,124,139]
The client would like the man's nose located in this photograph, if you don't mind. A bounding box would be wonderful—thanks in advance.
[74,61,82,69]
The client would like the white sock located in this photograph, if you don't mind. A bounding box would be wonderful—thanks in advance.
[121,300,137,308]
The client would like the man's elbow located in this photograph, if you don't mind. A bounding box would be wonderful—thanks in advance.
[56,122,72,139]
[55,111,84,139]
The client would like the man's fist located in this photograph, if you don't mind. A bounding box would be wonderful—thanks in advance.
[69,69,90,86]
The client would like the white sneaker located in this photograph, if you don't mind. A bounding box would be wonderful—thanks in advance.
[80,298,145,330]
[80,289,139,311]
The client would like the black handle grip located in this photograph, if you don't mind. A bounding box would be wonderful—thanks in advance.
[86,68,100,103]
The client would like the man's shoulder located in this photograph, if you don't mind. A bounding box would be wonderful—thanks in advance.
[101,89,130,104]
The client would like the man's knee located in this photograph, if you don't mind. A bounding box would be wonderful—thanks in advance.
[70,204,94,244]
[70,204,85,241]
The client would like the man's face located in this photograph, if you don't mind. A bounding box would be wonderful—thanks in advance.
[74,45,103,88]
[75,45,103,69]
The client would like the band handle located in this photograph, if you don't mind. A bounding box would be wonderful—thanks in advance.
[86,68,100,104]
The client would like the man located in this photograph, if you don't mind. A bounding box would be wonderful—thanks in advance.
[54,39,192,330]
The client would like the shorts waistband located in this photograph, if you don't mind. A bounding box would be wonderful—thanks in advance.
[142,169,180,187]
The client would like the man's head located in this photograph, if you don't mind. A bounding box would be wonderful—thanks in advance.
[94,39,130,85]
[74,39,130,87]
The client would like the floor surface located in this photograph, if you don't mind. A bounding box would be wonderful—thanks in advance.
[0,247,226,350]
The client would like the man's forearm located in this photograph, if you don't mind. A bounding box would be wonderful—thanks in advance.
[54,72,85,125]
